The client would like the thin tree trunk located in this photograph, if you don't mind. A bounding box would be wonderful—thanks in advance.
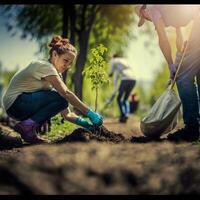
[69,4,75,45]
[73,5,99,100]
[73,30,90,100]
[62,4,69,83]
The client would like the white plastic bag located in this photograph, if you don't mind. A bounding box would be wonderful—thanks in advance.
[140,88,181,138]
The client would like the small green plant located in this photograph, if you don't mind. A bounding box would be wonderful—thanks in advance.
[83,44,110,112]
[43,114,77,141]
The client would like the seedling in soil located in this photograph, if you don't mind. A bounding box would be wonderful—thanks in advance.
[83,44,110,135]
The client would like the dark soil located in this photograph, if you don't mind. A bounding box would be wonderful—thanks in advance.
[0,124,23,150]
[54,126,126,144]
[0,116,200,194]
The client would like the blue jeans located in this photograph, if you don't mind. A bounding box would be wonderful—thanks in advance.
[7,90,68,124]
[176,15,200,128]
[117,80,136,118]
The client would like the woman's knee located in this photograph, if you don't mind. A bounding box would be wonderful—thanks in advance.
[58,95,68,108]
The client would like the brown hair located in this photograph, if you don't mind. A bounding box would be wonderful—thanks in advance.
[49,35,77,58]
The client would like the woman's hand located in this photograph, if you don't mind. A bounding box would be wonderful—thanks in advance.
[85,109,103,126]
[75,117,94,131]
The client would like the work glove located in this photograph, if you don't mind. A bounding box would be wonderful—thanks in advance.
[166,63,177,87]
[169,63,176,81]
[175,51,182,68]
[75,117,94,131]
[168,51,183,85]
[85,109,103,126]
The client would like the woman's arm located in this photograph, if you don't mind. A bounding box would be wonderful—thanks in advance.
[60,107,78,123]
[44,75,89,115]
[155,18,173,66]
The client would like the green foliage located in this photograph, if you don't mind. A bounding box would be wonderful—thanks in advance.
[83,76,119,117]
[2,5,62,40]
[193,140,200,147]
[83,44,110,90]
[90,5,136,57]
[148,52,180,106]
[148,64,169,106]
[42,114,77,142]
[83,44,110,111]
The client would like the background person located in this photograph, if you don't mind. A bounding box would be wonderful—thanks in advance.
[109,53,136,123]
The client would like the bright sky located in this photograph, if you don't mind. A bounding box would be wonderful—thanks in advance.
[0,12,43,72]
[0,7,164,86]
[126,23,164,83]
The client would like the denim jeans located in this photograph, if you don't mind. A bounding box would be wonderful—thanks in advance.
[117,80,136,118]
[7,90,68,124]
[176,14,200,128]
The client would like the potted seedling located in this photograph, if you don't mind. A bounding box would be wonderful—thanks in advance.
[83,44,110,134]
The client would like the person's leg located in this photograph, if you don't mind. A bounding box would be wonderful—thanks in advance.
[117,81,126,121]
[177,78,199,128]
[7,90,68,143]
[122,80,136,117]
[168,48,200,141]
[177,10,200,128]
[197,72,200,119]
[7,90,68,124]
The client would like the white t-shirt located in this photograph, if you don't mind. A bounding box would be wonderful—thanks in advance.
[109,57,135,87]
[2,59,59,111]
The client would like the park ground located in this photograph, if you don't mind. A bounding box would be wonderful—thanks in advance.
[0,115,200,194]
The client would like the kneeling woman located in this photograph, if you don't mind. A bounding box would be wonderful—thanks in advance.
[2,36,103,144]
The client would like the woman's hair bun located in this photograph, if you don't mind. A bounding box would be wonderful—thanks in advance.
[49,35,69,47]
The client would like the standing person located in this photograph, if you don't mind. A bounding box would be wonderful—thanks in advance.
[135,5,200,141]
[109,53,136,123]
[2,35,103,144]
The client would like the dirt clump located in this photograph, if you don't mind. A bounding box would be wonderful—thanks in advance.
[0,124,23,150]
[54,126,126,144]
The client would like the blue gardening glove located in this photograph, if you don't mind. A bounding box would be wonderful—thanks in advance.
[85,109,103,126]
[75,117,94,131]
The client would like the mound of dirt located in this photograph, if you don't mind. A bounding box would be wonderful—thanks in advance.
[0,124,23,150]
[0,134,22,150]
[54,126,126,144]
